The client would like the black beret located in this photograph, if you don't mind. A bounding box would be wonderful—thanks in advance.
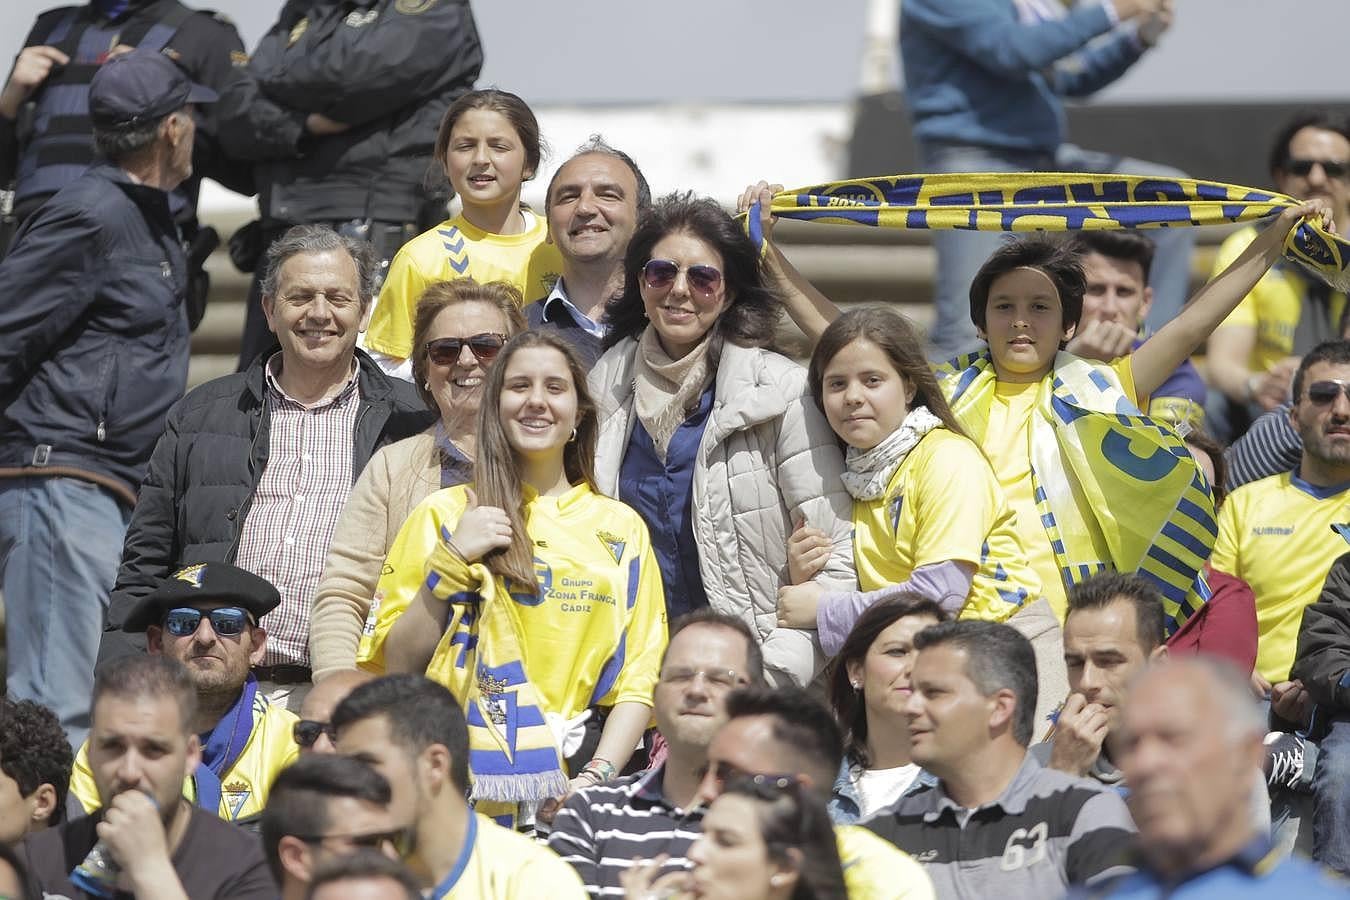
[123,562,280,633]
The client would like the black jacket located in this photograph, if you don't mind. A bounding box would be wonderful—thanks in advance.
[0,162,188,503]
[1293,551,1350,711]
[214,0,482,225]
[0,0,253,226]
[103,349,434,651]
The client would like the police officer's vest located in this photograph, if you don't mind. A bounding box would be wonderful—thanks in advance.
[15,3,193,214]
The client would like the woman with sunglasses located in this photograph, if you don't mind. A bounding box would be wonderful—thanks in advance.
[359,332,666,824]
[310,279,525,678]
[826,595,947,825]
[621,775,847,900]
[589,192,853,688]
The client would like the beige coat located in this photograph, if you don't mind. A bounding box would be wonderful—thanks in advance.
[590,338,855,687]
[310,429,441,678]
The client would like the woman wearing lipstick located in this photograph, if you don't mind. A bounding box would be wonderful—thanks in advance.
[358,331,666,819]
[825,596,947,824]
[310,278,524,678]
[363,89,563,378]
[589,192,854,689]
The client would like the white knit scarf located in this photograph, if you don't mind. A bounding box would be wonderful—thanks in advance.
[840,406,942,500]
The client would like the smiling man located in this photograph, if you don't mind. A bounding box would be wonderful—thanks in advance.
[526,139,651,369]
[101,225,434,705]
[72,563,298,824]
[866,620,1135,897]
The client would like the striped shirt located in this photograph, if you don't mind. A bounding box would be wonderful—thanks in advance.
[1225,403,1301,491]
[235,356,361,666]
[865,753,1135,900]
[546,765,702,899]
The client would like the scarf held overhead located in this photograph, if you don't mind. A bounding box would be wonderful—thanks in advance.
[746,172,1349,291]
[937,351,1215,635]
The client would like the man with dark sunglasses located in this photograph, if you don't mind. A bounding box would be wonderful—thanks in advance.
[295,670,373,755]
[261,753,409,900]
[70,562,300,826]
[1207,112,1350,441]
[527,138,652,370]
[99,224,435,709]
[1214,340,1350,870]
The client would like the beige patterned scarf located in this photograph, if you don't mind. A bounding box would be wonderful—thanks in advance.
[633,326,715,461]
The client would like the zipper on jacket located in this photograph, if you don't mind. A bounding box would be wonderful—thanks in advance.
[94,354,116,443]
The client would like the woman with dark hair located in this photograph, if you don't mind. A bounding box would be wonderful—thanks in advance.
[359,332,666,822]
[621,775,848,900]
[826,595,946,824]
[589,192,853,688]
[311,279,525,677]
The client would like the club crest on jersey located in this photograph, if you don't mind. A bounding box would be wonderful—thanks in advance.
[223,781,251,819]
[172,564,206,588]
[597,531,626,565]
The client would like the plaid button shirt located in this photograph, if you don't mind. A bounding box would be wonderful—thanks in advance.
[235,356,361,666]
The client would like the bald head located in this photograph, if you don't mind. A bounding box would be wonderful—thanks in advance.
[301,671,375,754]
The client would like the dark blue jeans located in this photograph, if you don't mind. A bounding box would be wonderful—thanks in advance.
[1313,715,1350,874]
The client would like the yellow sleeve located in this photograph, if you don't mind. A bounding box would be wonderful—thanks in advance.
[909,436,996,569]
[356,488,468,671]
[1213,229,1261,330]
[498,824,589,898]
[1209,489,1243,579]
[836,825,936,900]
[363,242,432,359]
[605,520,668,708]
[1107,355,1141,408]
[68,742,99,813]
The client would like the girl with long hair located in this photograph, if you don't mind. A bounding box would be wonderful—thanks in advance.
[364,89,563,376]
[358,332,666,818]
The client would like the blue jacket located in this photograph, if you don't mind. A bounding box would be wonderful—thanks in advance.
[901,0,1145,154]
[829,758,938,825]
[0,163,189,503]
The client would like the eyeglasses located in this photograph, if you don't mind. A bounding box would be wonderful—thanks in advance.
[700,761,798,797]
[425,333,507,366]
[642,259,723,295]
[725,772,805,801]
[162,606,252,637]
[293,719,337,748]
[1306,380,1350,405]
[296,826,412,856]
[658,666,749,690]
[1284,158,1350,179]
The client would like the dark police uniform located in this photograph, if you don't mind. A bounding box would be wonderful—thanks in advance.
[215,0,483,369]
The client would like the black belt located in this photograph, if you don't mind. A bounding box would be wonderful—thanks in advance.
[252,664,312,685]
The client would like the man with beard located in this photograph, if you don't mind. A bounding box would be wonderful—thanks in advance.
[1206,114,1350,440]
[18,655,277,898]
[71,563,299,824]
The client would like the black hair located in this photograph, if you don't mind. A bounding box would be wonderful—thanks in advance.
[663,609,767,687]
[723,686,843,795]
[1065,572,1166,653]
[968,236,1086,339]
[913,621,1038,746]
[721,775,848,900]
[92,655,197,736]
[331,675,470,795]
[260,754,393,883]
[827,595,948,769]
[0,698,72,829]
[305,849,421,900]
[1183,427,1229,508]
[1268,111,1350,175]
[602,191,781,351]
[1065,230,1155,283]
[545,135,653,213]
[1293,339,1350,403]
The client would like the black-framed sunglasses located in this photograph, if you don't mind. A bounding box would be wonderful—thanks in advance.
[162,606,252,638]
[294,825,412,856]
[1306,380,1350,405]
[293,719,338,748]
[425,333,507,366]
[642,258,723,295]
[1284,158,1350,179]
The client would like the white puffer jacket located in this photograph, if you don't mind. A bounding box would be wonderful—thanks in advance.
[590,337,855,686]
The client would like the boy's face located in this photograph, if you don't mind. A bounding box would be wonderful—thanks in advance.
[979,267,1075,382]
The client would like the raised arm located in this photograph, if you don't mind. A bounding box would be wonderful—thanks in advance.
[1131,200,1334,400]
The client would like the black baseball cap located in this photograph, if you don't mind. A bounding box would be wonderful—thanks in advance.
[124,562,280,633]
[88,47,217,129]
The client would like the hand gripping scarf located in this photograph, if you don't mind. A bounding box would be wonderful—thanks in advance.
[746,171,1349,290]
[937,350,1215,634]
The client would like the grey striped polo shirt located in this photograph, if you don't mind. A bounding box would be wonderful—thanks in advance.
[865,752,1136,899]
